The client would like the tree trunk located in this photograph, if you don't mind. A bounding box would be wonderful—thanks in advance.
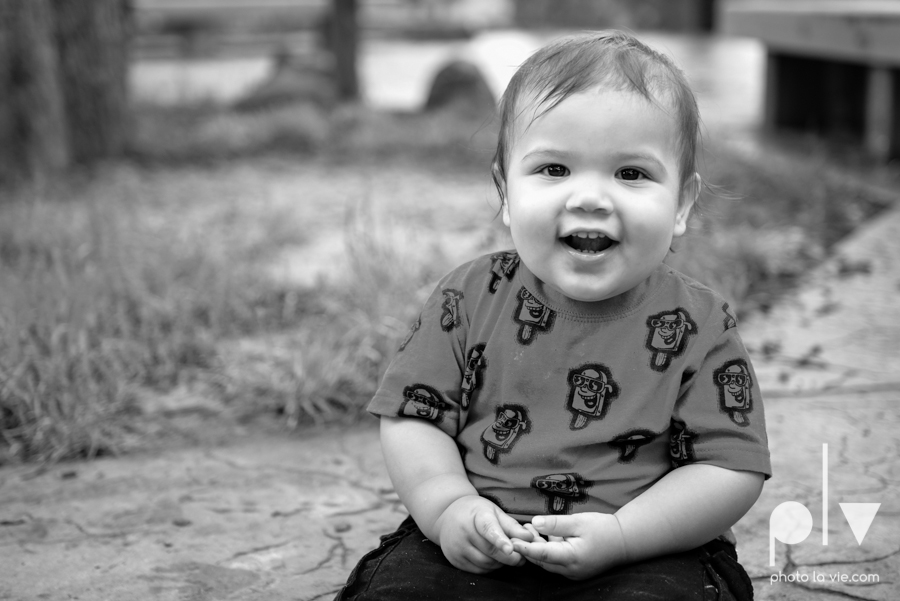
[0,0,130,184]
[52,0,130,165]
[330,0,358,102]
[0,0,69,183]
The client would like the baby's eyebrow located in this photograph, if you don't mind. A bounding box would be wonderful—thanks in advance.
[521,148,668,173]
[520,148,573,162]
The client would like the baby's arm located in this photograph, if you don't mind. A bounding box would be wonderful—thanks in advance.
[380,416,533,573]
[513,464,763,579]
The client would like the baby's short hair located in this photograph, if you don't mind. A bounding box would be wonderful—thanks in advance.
[491,30,701,202]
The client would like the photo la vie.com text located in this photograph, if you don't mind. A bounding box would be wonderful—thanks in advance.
[767,444,882,585]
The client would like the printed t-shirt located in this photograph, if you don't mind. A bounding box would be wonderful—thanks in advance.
[367,251,771,520]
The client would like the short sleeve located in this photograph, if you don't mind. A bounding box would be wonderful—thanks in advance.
[366,275,469,437]
[671,326,772,478]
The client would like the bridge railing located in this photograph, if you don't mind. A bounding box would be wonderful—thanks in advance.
[722,0,900,161]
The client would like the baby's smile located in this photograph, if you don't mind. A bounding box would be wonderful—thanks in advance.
[562,231,616,254]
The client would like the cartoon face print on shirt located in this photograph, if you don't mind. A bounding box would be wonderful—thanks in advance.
[722,303,737,330]
[532,473,592,514]
[645,309,696,371]
[399,384,448,423]
[669,420,697,468]
[714,359,753,427]
[488,252,520,294]
[440,289,464,332]
[512,288,555,345]
[609,429,659,463]
[460,344,487,409]
[398,313,421,352]
[481,404,530,464]
[566,363,620,429]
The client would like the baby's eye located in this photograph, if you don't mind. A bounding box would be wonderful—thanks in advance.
[618,168,646,181]
[541,164,569,178]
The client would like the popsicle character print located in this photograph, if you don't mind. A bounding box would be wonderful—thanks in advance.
[440,289,464,332]
[399,384,448,423]
[645,309,696,371]
[481,405,530,464]
[669,420,697,468]
[714,359,753,426]
[488,252,519,293]
[609,429,658,463]
[460,344,486,409]
[722,303,737,330]
[566,363,619,430]
[532,473,591,514]
[513,288,554,345]
[398,313,421,352]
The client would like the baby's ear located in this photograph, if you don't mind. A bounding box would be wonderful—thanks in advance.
[674,173,700,237]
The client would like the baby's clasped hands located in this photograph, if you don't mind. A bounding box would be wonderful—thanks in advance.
[512,513,629,580]
[434,495,535,574]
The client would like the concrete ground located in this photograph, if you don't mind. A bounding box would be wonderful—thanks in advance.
[3,203,900,600]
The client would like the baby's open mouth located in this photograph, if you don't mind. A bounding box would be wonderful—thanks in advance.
[563,232,614,254]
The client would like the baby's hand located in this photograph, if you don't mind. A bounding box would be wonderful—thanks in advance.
[511,512,628,580]
[434,495,534,574]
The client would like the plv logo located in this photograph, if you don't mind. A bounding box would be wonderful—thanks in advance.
[769,444,881,566]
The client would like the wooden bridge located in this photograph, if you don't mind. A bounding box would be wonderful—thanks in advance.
[722,1,900,161]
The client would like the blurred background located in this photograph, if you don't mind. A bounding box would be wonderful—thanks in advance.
[1,0,897,464]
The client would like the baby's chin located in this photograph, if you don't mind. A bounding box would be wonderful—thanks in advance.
[545,281,623,303]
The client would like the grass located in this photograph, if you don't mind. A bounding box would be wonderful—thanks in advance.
[671,135,897,315]
[0,167,318,462]
[1,100,896,464]
[213,191,450,429]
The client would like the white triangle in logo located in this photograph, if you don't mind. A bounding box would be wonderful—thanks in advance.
[839,503,880,545]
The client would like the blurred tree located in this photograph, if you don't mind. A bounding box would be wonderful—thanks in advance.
[53,0,130,165]
[327,0,358,101]
[0,0,130,183]
[0,0,69,183]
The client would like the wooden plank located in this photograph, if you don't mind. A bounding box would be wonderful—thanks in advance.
[763,51,779,130]
[722,3,900,65]
[724,0,900,16]
[865,67,895,159]
[135,0,327,13]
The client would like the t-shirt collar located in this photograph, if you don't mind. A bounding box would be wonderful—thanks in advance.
[515,260,663,319]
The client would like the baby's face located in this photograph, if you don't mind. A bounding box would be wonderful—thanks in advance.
[501,87,693,303]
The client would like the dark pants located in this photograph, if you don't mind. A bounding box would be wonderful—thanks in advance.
[335,516,754,600]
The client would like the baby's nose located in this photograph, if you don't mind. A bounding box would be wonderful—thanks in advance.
[565,174,614,212]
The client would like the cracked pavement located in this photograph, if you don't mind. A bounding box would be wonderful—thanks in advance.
[1,426,400,601]
[739,200,900,600]
[3,209,900,600]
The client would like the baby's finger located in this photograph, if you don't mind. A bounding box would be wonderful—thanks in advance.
[523,523,546,542]
[473,536,524,567]
[532,514,581,538]
[472,512,526,567]
[515,540,572,567]
[474,511,513,555]
[525,554,569,576]
[497,511,533,542]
